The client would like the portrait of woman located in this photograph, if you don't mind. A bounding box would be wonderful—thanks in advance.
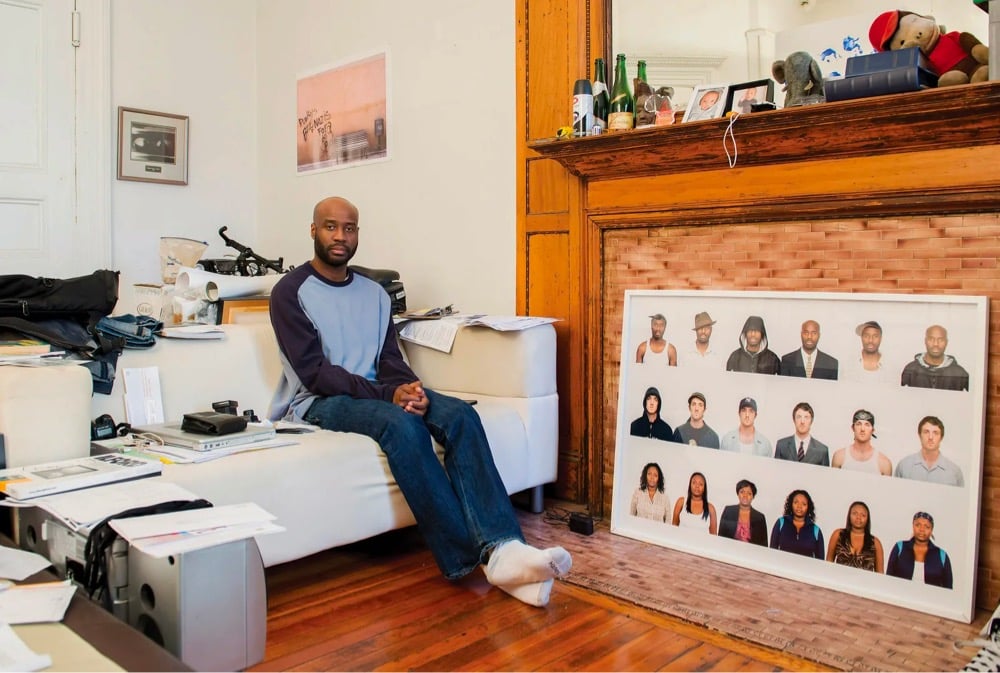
[886,511,954,589]
[717,479,767,546]
[826,501,884,572]
[770,489,825,559]
[629,462,670,522]
[672,471,717,534]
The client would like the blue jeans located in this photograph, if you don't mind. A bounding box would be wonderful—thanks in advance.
[304,389,524,579]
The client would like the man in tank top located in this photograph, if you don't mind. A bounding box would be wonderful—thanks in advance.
[635,313,677,365]
[831,409,892,476]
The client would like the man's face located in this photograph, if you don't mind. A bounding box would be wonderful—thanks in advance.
[925,326,948,359]
[699,91,720,110]
[919,422,943,453]
[645,395,659,415]
[311,199,359,268]
[852,420,874,443]
[745,328,762,351]
[689,398,705,422]
[650,319,666,340]
[739,406,756,428]
[800,321,820,353]
[695,324,712,345]
[793,409,813,436]
[861,327,882,355]
[737,486,754,507]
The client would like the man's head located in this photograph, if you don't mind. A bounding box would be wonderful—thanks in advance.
[649,314,666,340]
[693,311,715,345]
[741,316,765,352]
[924,324,949,361]
[918,415,945,453]
[800,320,820,353]
[698,90,720,110]
[688,392,706,421]
[856,321,882,355]
[739,397,757,427]
[792,402,814,435]
[851,409,876,442]
[643,387,661,417]
[311,197,360,274]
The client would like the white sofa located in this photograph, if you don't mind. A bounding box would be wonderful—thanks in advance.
[1,321,558,568]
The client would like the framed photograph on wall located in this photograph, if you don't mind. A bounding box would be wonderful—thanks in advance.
[681,84,728,123]
[296,50,390,174]
[117,107,189,185]
[725,78,776,115]
[612,289,988,623]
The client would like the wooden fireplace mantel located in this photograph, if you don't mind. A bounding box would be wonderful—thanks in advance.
[528,81,1000,187]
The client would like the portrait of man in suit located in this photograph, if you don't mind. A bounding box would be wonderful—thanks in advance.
[780,319,838,380]
[774,402,830,466]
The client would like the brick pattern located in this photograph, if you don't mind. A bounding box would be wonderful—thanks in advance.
[599,214,1000,611]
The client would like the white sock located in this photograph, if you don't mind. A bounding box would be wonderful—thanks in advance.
[484,540,572,586]
[498,579,553,607]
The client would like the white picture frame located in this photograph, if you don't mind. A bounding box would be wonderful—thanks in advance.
[681,84,728,123]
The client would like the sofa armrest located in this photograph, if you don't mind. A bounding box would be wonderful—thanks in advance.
[401,323,556,398]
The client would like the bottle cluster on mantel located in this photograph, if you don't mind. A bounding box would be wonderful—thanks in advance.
[581,54,646,134]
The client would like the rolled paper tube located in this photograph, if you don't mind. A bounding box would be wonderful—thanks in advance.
[175,266,282,299]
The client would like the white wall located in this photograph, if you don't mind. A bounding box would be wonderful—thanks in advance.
[110,0,257,291]
[254,0,516,314]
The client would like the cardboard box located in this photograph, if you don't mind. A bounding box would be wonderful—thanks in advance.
[134,283,173,323]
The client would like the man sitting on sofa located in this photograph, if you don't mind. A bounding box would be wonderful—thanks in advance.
[267,196,571,607]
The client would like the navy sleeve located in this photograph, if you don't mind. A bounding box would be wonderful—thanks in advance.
[270,274,398,402]
[376,320,419,386]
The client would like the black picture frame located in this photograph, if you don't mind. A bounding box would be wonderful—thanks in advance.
[724,78,776,115]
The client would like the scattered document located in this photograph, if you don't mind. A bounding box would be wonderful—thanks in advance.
[0,623,52,672]
[0,351,67,365]
[123,366,164,425]
[397,315,464,353]
[398,304,456,320]
[109,502,284,558]
[157,324,225,340]
[462,315,559,331]
[0,547,51,582]
[0,580,75,625]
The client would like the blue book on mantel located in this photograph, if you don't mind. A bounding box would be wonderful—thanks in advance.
[844,47,930,77]
[825,65,938,102]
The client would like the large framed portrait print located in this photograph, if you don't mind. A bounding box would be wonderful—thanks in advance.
[612,290,987,622]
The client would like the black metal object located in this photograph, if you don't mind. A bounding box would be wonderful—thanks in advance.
[198,227,287,277]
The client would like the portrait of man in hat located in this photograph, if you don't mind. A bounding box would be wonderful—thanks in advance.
[720,397,772,457]
[682,311,723,368]
[831,409,892,476]
[844,320,894,384]
[635,313,677,366]
[672,392,720,449]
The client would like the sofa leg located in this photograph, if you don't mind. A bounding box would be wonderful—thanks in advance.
[527,485,544,514]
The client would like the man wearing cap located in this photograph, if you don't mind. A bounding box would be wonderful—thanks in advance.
[635,313,677,366]
[894,415,964,487]
[844,320,894,383]
[683,311,722,368]
[780,320,838,380]
[720,397,772,457]
[629,386,673,441]
[831,409,892,475]
[672,392,720,449]
[774,402,830,466]
[900,324,970,391]
[726,316,780,375]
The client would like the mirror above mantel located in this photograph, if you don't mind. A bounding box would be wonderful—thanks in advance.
[610,0,990,110]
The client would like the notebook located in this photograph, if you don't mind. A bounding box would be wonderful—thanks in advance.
[132,422,277,452]
[0,453,162,500]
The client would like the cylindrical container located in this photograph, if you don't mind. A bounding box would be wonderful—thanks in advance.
[592,57,609,134]
[572,79,593,137]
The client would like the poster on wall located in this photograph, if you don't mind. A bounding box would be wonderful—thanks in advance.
[296,50,389,174]
[611,289,987,622]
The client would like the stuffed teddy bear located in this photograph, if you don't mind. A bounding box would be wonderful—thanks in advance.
[869,10,989,87]
[772,51,825,107]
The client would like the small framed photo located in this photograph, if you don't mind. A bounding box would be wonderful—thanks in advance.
[725,78,776,115]
[117,107,189,185]
[681,84,729,123]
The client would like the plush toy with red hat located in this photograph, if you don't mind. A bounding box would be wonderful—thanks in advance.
[869,10,989,87]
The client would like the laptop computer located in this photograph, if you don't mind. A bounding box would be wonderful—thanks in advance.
[132,422,277,452]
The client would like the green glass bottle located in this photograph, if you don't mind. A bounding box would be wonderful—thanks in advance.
[608,54,634,132]
[636,59,648,89]
[592,57,609,133]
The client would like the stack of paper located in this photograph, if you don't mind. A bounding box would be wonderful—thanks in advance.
[0,581,75,625]
[157,324,225,339]
[0,623,52,672]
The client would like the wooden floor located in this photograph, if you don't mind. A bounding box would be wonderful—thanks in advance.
[249,526,831,672]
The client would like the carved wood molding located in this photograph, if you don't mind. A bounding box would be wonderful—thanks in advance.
[529,81,1000,181]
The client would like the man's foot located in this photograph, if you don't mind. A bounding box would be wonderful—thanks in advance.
[484,540,572,586]
[498,579,554,607]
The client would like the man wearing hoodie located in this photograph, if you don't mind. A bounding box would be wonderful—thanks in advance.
[900,325,969,391]
[630,386,673,441]
[726,315,781,375]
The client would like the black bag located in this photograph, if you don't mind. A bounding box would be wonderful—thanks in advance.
[181,411,248,436]
[0,270,119,321]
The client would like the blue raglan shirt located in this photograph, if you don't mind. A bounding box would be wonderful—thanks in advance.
[267,264,416,422]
